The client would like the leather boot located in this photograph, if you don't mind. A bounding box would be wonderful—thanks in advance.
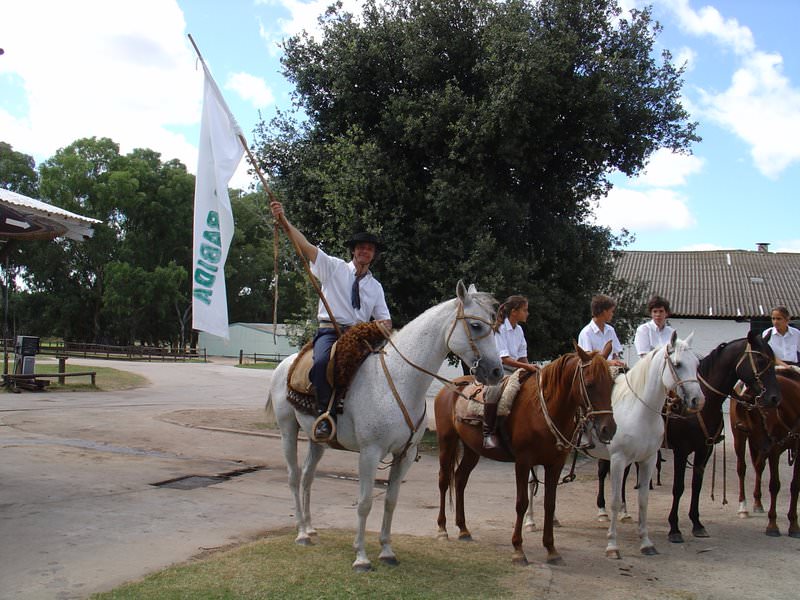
[483,401,500,449]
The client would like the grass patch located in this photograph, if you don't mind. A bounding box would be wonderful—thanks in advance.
[3,363,148,392]
[236,362,277,370]
[90,529,528,599]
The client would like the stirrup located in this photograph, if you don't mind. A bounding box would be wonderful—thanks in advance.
[312,412,336,443]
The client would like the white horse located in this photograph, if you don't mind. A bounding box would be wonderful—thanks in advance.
[266,281,503,571]
[586,332,703,558]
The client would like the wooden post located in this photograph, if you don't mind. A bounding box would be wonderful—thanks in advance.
[57,356,67,385]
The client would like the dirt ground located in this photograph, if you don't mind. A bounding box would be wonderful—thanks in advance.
[3,359,800,599]
[175,407,800,600]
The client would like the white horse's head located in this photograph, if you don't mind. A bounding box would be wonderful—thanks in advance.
[662,331,704,413]
[451,281,504,385]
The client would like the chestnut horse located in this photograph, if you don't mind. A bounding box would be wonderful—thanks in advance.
[663,331,781,543]
[434,344,616,565]
[731,368,800,537]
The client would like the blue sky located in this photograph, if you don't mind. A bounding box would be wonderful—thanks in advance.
[1,0,799,253]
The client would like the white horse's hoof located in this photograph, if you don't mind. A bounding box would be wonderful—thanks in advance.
[352,561,373,573]
[619,511,632,522]
[738,511,749,519]
[524,523,536,533]
[295,536,313,546]
[597,510,610,522]
[641,545,659,556]
[606,548,621,559]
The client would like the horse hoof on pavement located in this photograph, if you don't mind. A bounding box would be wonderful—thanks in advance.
[547,555,565,566]
[295,536,313,546]
[753,505,765,514]
[553,518,562,528]
[597,514,610,523]
[606,549,621,559]
[641,546,659,556]
[668,532,684,543]
[737,511,749,519]
[352,562,373,573]
[765,528,781,537]
[788,530,800,539]
[511,553,529,566]
[692,527,709,538]
[458,532,473,542]
[379,556,399,567]
[620,513,633,523]
[524,524,536,533]
[436,530,449,540]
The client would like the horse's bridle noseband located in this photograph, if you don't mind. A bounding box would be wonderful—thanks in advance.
[445,300,495,376]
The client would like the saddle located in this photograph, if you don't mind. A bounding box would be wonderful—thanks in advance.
[455,369,528,426]
[286,322,388,416]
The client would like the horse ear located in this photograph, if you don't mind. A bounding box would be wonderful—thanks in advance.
[684,331,695,347]
[747,329,760,345]
[574,340,590,361]
[456,280,467,303]
[763,329,772,343]
[601,340,613,359]
[467,283,478,294]
[669,329,678,348]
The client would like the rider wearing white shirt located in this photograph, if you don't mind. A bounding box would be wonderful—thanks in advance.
[483,296,539,449]
[763,306,800,366]
[578,294,625,367]
[270,201,392,441]
[634,295,675,357]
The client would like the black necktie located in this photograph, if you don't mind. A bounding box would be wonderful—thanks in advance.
[352,273,366,309]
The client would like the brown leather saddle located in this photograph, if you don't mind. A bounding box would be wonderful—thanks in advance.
[286,322,388,415]
[454,369,531,426]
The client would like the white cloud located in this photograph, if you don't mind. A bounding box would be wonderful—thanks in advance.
[633,148,704,187]
[594,187,696,232]
[226,72,275,109]
[658,0,800,179]
[257,0,373,43]
[0,0,201,171]
[678,242,727,251]
[772,240,800,253]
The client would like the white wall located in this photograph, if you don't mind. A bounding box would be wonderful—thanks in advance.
[622,318,751,367]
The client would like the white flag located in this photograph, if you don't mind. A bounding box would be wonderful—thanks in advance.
[191,62,244,339]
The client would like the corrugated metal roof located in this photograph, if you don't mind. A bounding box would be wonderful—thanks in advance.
[613,250,800,319]
[0,188,101,241]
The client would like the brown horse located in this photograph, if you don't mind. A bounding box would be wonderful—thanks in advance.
[731,368,800,537]
[434,344,616,565]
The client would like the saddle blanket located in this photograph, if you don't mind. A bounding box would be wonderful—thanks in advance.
[455,368,525,425]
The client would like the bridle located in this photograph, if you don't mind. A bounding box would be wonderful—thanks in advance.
[445,300,495,377]
[697,342,775,405]
[538,354,613,453]
[661,345,701,415]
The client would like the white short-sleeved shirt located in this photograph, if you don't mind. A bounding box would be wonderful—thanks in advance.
[495,318,527,372]
[578,320,622,357]
[634,320,675,356]
[310,248,390,326]
[763,326,800,363]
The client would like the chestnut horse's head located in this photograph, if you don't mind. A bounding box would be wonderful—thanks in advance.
[574,341,616,445]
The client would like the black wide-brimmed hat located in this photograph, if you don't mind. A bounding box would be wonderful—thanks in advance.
[346,231,385,252]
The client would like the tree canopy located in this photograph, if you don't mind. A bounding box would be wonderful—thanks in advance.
[253,0,698,358]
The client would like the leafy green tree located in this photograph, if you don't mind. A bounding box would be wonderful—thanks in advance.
[0,142,38,196]
[253,0,698,358]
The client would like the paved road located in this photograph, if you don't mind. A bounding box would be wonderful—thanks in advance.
[3,358,800,599]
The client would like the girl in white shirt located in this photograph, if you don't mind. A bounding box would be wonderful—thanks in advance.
[763,306,800,366]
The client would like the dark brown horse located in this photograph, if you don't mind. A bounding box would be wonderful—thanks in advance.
[731,368,800,537]
[434,344,616,565]
[663,331,781,543]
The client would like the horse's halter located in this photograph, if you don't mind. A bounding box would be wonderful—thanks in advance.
[571,356,614,445]
[734,343,774,402]
[662,345,700,413]
[445,300,495,376]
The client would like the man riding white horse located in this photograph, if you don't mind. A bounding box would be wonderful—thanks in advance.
[269,200,392,441]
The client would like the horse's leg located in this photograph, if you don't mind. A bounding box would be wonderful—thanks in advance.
[605,455,625,559]
[734,423,750,517]
[298,439,326,540]
[787,450,800,538]
[636,455,658,555]
[278,406,316,546]
[542,462,565,565]
[765,451,781,537]
[352,448,382,572]
[454,446,480,541]
[688,446,711,538]
[511,462,531,566]
[751,438,766,513]
[524,468,536,532]
[668,448,689,543]
[436,426,459,540]
[619,464,633,522]
[597,459,610,521]
[378,446,418,566]
[656,450,663,486]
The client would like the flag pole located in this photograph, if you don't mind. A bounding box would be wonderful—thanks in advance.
[188,34,342,338]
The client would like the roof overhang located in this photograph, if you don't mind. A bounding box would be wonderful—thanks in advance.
[0,188,101,242]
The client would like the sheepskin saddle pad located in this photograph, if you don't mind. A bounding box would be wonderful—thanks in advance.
[286,322,388,415]
[455,368,526,426]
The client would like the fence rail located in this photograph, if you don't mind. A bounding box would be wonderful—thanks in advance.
[27,341,207,362]
[238,350,290,365]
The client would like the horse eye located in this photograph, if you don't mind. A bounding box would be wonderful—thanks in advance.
[470,322,482,331]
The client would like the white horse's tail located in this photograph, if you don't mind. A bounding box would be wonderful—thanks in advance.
[264,390,277,425]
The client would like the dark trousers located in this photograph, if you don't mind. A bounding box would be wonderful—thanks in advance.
[310,328,338,414]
